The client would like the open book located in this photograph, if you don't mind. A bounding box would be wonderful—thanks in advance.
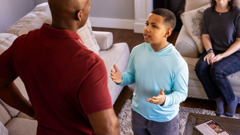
[194,119,230,135]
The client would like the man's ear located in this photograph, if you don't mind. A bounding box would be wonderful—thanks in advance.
[75,10,83,21]
[164,28,173,38]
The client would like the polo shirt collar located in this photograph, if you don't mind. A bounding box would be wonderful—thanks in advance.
[41,24,81,40]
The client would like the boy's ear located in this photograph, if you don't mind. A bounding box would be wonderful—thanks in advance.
[164,28,173,38]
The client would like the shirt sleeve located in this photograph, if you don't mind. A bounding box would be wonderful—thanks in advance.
[163,62,189,107]
[118,47,136,86]
[235,10,240,38]
[78,57,112,114]
[0,38,18,80]
[202,9,209,34]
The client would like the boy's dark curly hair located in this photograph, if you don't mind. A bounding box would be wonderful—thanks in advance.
[151,8,176,30]
[211,0,239,11]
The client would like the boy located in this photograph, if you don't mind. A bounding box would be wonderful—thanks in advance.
[0,0,119,134]
[111,8,188,135]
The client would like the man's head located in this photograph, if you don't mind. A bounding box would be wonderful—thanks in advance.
[48,0,91,31]
[143,8,176,45]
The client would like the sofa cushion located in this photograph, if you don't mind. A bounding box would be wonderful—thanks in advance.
[99,43,130,104]
[0,121,8,135]
[0,33,17,54]
[6,118,37,135]
[0,101,11,125]
[175,26,199,58]
[1,100,20,118]
[181,4,210,54]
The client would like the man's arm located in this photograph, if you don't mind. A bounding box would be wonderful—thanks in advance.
[0,77,34,118]
[88,108,120,135]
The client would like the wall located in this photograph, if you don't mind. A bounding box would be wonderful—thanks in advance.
[0,0,35,32]
[0,0,136,32]
[90,0,135,29]
[34,0,47,5]
[34,0,135,29]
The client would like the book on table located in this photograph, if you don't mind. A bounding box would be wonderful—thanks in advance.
[194,119,230,135]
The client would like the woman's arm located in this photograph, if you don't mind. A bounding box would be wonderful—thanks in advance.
[202,34,213,51]
[202,34,215,65]
[213,38,240,63]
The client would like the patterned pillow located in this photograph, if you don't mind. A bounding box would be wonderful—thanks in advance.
[0,33,17,54]
[181,4,210,54]
[76,20,100,54]
[0,121,8,135]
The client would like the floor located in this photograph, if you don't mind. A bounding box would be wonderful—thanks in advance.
[92,27,240,116]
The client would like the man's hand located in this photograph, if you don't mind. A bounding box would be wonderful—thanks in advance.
[110,65,122,84]
[203,52,215,65]
[146,88,165,105]
[0,77,34,118]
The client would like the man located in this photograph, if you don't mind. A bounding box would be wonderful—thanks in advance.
[0,0,119,134]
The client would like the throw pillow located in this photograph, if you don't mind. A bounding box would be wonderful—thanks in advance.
[76,19,100,54]
[5,2,51,36]
[0,33,17,54]
[181,4,210,54]
[0,121,8,135]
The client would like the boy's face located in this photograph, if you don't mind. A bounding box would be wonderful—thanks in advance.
[143,13,171,45]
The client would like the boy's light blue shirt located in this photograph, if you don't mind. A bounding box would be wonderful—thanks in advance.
[119,42,188,122]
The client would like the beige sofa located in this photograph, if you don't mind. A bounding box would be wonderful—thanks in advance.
[175,0,240,100]
[0,2,130,135]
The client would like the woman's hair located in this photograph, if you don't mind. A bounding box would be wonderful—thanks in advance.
[151,8,176,30]
[211,0,239,11]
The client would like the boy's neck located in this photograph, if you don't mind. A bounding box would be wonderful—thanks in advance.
[150,41,169,52]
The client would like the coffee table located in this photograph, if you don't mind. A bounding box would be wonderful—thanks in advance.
[183,113,240,135]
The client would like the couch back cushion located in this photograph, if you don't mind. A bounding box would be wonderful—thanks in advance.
[5,2,51,36]
[0,120,8,135]
[0,101,11,125]
[5,2,100,54]
[0,33,17,54]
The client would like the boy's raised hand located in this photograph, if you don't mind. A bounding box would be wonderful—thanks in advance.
[110,64,123,84]
[146,88,165,105]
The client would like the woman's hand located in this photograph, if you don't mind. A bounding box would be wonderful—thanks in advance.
[110,64,123,84]
[203,52,215,65]
[212,54,224,64]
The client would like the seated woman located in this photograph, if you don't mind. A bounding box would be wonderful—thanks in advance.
[195,0,240,117]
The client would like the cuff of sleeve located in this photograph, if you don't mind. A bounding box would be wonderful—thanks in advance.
[116,74,125,86]
[162,95,170,107]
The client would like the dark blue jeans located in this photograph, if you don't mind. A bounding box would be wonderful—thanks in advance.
[131,109,179,135]
[195,50,240,104]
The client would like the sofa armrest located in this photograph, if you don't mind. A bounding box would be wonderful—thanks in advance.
[93,31,113,50]
[175,26,199,58]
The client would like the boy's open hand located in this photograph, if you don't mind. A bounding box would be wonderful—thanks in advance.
[110,64,122,84]
[146,88,165,105]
